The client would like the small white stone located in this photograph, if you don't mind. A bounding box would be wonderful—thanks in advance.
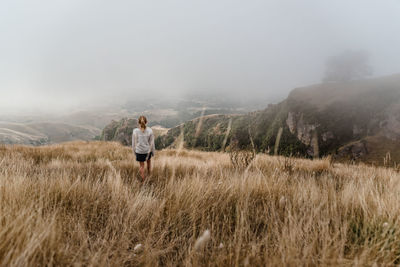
[218,243,224,249]
[383,222,389,228]
[279,196,286,207]
[134,243,143,252]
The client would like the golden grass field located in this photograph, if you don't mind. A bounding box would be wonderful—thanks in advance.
[1,141,400,266]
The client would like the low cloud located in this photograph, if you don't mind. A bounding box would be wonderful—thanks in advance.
[1,0,400,111]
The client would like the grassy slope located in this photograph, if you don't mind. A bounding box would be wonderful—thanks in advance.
[1,141,400,266]
[361,135,400,165]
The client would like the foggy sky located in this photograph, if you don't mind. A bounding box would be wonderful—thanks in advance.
[1,0,400,112]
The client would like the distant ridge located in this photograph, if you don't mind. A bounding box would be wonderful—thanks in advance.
[0,121,101,145]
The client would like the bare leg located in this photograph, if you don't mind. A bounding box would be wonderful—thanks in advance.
[147,159,151,176]
[139,162,145,181]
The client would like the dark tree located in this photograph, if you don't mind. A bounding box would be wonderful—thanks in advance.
[323,50,373,82]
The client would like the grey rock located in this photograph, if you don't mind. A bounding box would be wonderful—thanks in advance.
[321,131,334,142]
[338,140,368,160]
[286,112,318,146]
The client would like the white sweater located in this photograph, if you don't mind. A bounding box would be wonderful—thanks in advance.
[132,127,156,155]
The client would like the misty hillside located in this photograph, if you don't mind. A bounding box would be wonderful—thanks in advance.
[156,74,400,165]
[0,122,101,145]
[0,96,254,146]
[98,96,262,146]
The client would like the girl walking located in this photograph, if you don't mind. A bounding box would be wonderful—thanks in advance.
[132,116,155,182]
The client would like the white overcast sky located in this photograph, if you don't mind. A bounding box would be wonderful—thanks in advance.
[1,0,400,111]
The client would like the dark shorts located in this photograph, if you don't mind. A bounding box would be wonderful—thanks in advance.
[136,152,152,162]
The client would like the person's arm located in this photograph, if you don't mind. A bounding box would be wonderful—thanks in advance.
[149,130,155,156]
[132,129,136,155]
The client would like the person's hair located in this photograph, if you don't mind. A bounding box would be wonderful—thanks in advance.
[138,115,147,129]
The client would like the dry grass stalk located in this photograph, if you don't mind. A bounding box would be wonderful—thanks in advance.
[384,151,392,167]
[274,127,283,156]
[193,107,206,146]
[1,141,400,266]
[221,118,232,152]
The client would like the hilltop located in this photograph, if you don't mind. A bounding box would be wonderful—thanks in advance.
[156,74,400,165]
[1,141,400,266]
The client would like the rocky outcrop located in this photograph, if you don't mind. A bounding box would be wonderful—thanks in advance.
[286,112,319,146]
[321,131,334,142]
[337,140,368,161]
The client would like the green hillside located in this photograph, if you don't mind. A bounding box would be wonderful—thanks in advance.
[156,74,400,165]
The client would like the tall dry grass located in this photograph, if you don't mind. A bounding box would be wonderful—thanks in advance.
[1,141,400,266]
